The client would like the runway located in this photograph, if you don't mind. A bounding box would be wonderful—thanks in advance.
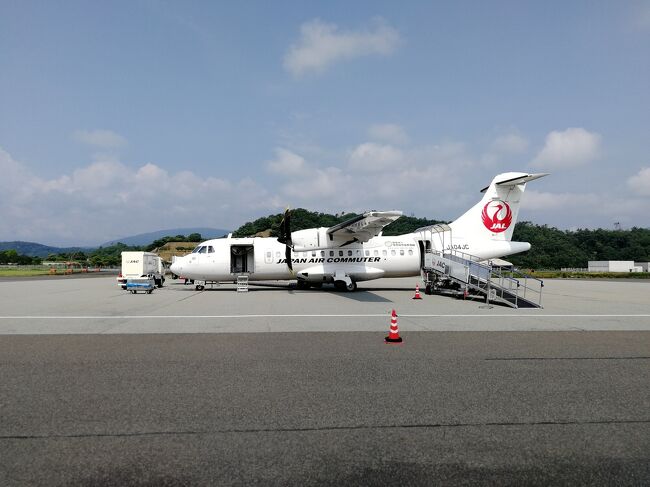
[1,276,649,485]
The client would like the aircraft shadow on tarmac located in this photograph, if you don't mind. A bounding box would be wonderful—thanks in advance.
[170,281,393,302]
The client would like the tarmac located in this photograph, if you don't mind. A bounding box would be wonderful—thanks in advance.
[1,276,649,485]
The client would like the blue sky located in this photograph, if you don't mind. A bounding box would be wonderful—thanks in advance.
[1,1,649,245]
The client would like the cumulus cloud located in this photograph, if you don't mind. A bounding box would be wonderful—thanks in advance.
[267,148,307,175]
[627,167,650,196]
[530,127,601,169]
[284,18,401,76]
[0,147,272,245]
[491,133,528,155]
[73,129,128,149]
[348,142,405,172]
[367,123,409,145]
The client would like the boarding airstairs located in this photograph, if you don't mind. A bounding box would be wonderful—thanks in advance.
[416,225,543,309]
[422,251,543,308]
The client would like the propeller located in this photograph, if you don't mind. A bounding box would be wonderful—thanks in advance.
[277,208,293,271]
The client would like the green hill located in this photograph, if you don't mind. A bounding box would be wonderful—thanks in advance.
[233,210,650,269]
[232,209,445,238]
[0,241,91,258]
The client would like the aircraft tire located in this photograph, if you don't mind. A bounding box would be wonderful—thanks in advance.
[346,281,357,292]
[195,284,205,291]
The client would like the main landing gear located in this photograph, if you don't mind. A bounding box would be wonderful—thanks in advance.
[296,280,357,292]
[334,280,357,292]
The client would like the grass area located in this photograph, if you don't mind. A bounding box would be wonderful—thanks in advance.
[520,271,650,279]
[0,268,53,277]
[0,268,101,277]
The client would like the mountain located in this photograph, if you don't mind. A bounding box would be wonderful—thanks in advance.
[101,227,230,247]
[0,241,91,258]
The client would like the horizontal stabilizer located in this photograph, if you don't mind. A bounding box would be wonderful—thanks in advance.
[481,173,549,193]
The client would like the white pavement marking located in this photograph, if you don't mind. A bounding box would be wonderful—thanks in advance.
[1,314,650,319]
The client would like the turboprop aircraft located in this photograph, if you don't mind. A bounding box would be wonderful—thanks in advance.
[170,172,548,291]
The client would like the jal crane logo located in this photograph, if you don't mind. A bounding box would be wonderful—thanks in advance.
[481,200,512,233]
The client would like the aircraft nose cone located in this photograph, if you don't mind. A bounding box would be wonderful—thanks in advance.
[170,260,181,275]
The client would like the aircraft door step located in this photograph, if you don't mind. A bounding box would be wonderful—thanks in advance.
[237,275,249,292]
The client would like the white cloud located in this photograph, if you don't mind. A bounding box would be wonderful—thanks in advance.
[491,133,528,155]
[348,142,405,172]
[72,129,128,149]
[284,18,401,76]
[627,167,650,196]
[530,128,602,169]
[267,148,307,175]
[0,147,274,246]
[367,123,409,145]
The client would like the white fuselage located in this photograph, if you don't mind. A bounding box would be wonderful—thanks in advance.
[169,231,529,284]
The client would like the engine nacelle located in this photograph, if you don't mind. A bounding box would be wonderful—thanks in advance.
[291,228,329,252]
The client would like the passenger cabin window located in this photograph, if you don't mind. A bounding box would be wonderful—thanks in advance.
[339,251,343,257]
[374,250,379,256]
[365,250,370,256]
[348,250,352,256]
[382,250,387,256]
[391,250,396,256]
[408,249,413,256]
[320,251,325,257]
[312,251,316,257]
[330,251,334,257]
[400,249,404,256]
[276,252,281,258]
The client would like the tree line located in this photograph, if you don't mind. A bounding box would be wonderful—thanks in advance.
[233,210,650,268]
[3,213,650,269]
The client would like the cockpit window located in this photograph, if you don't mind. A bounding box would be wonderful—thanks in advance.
[208,246,214,253]
[192,246,203,253]
[199,246,207,254]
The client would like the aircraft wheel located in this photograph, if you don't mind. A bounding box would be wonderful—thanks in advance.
[195,285,205,291]
[346,281,357,292]
[311,282,323,289]
[296,280,310,290]
[146,289,153,294]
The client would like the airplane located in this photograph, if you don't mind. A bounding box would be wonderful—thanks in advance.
[170,172,548,291]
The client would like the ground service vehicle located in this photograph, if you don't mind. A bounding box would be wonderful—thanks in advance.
[117,251,165,289]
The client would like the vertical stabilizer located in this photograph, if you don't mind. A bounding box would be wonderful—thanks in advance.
[449,172,548,241]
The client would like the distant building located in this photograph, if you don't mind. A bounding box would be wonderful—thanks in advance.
[635,262,650,272]
[588,261,642,273]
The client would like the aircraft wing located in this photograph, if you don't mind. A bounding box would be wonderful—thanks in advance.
[326,211,402,244]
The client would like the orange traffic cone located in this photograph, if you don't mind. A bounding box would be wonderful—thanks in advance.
[413,284,423,300]
[385,309,403,343]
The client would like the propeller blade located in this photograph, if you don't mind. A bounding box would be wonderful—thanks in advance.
[278,208,293,271]
[285,245,292,271]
